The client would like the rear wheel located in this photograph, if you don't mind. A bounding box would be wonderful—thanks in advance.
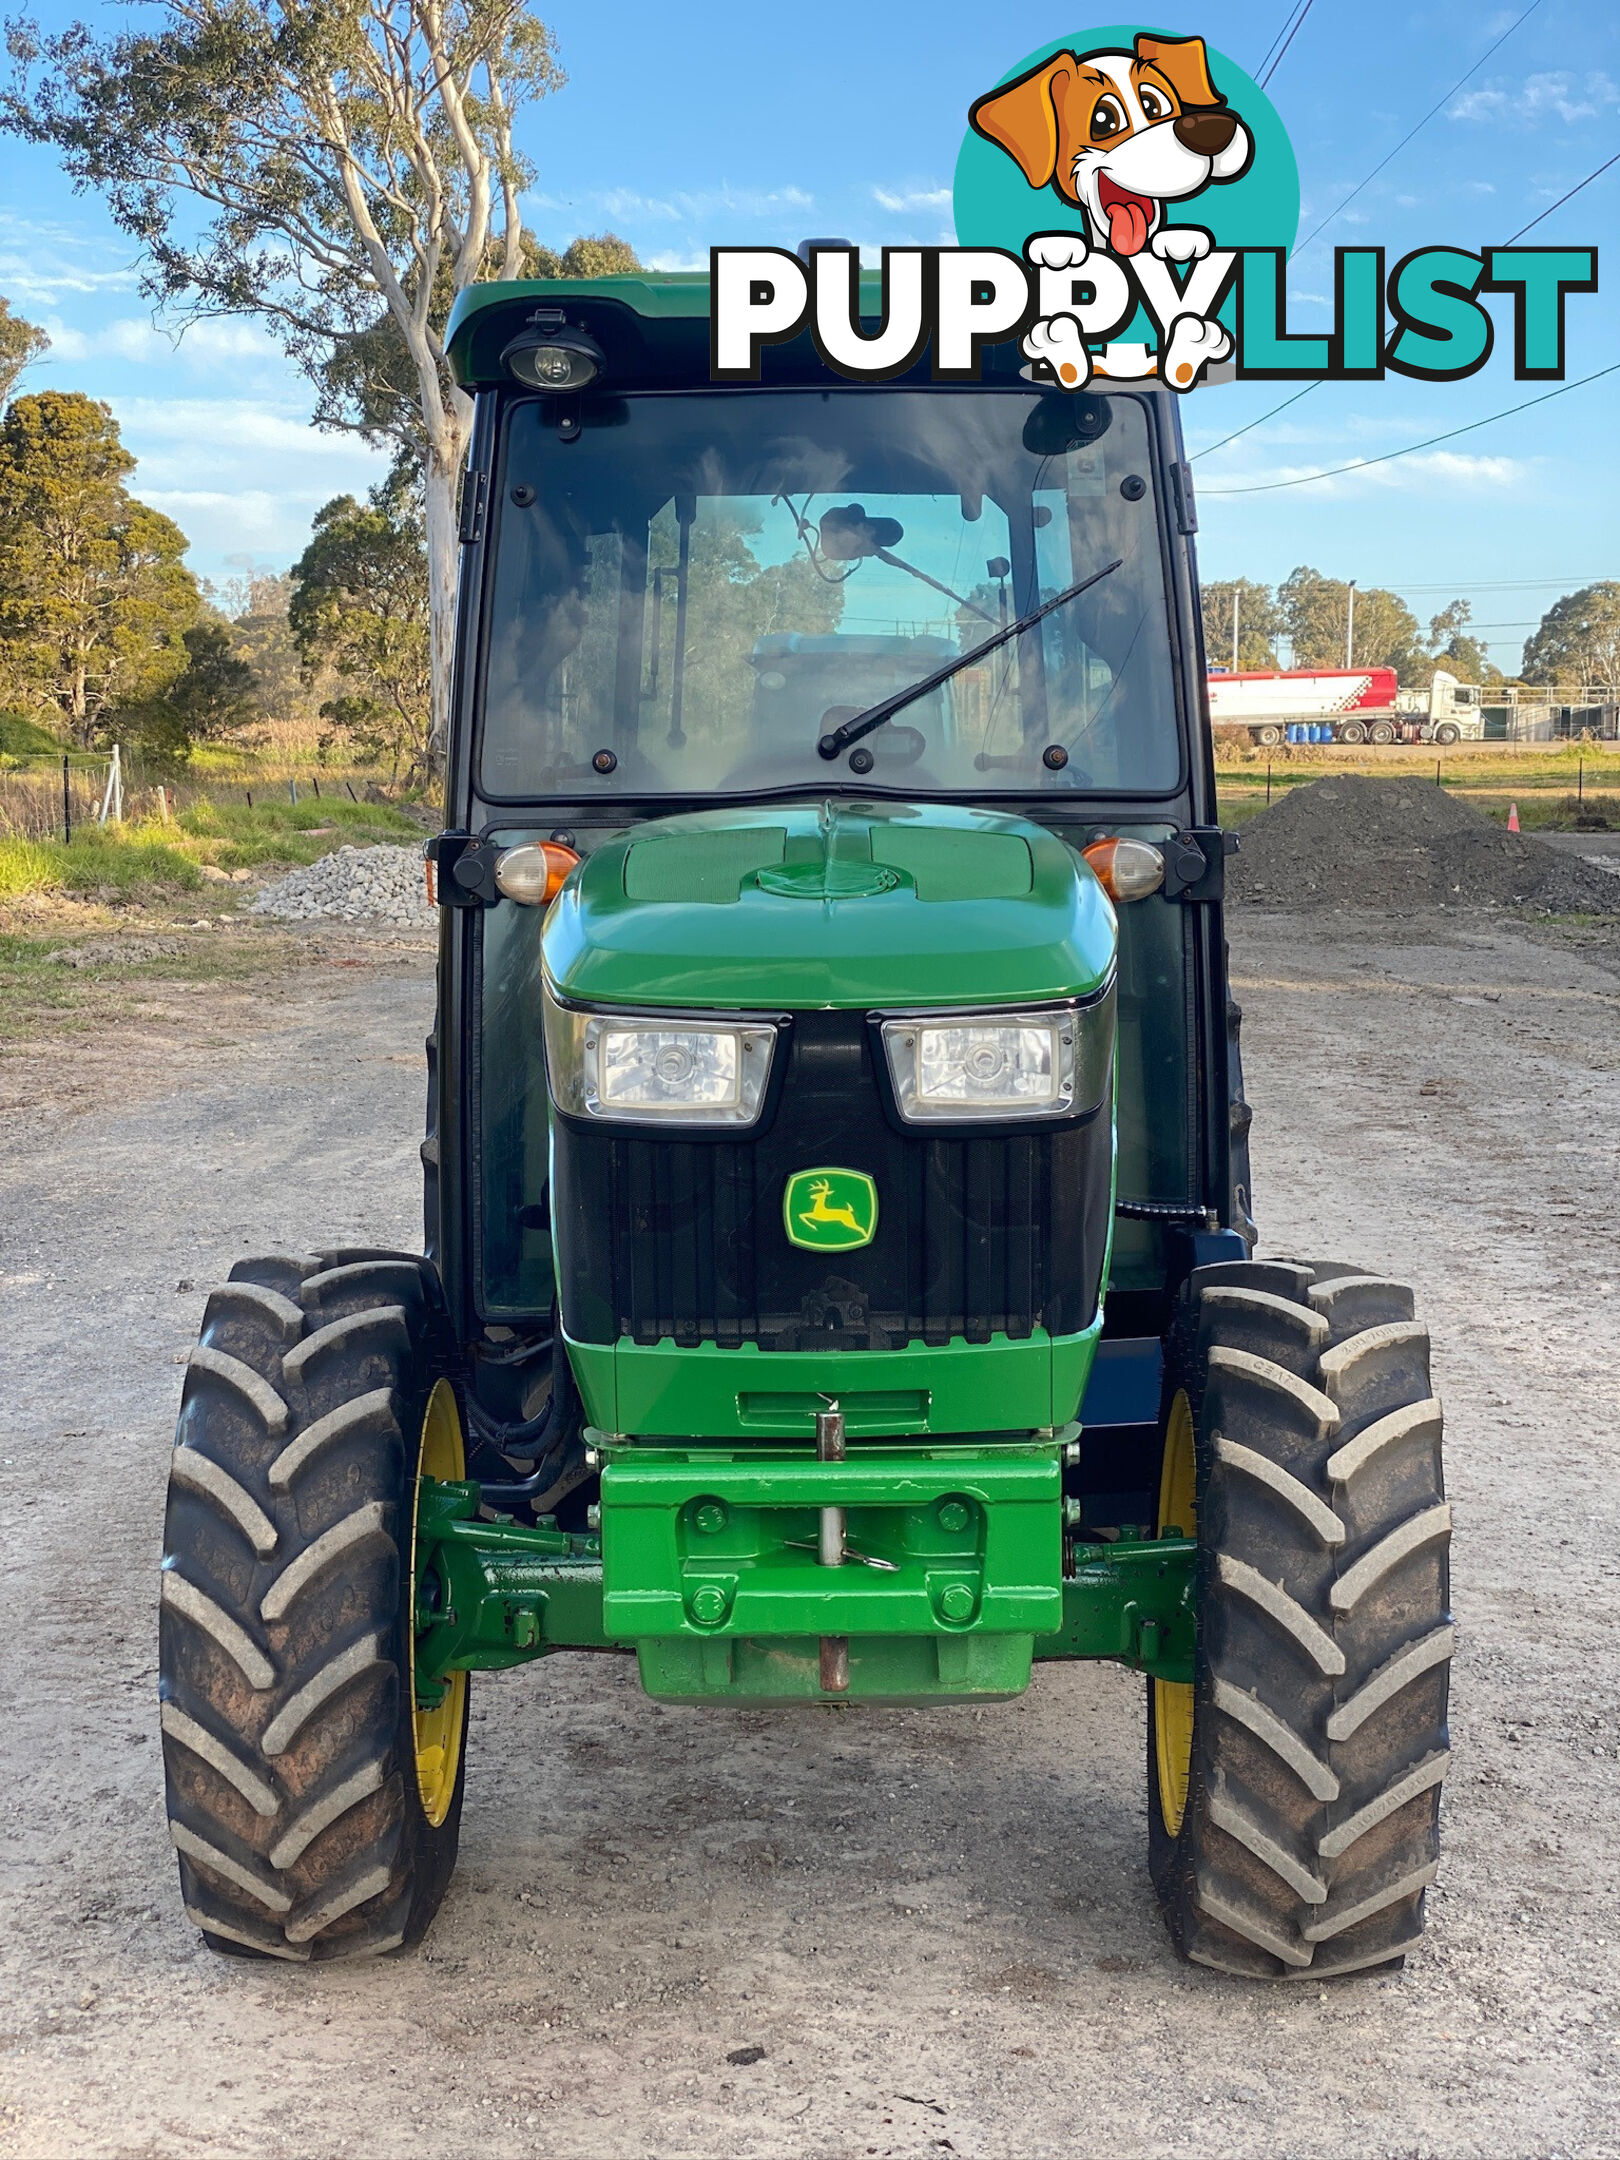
[1339,720,1367,746]
[159,1249,467,1960]
[1369,719,1397,746]
[1149,1258,1452,1978]
[1254,724,1283,748]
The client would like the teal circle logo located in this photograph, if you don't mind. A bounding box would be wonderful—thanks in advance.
[953,25,1299,259]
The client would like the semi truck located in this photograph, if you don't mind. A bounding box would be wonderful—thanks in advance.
[1208,667,1485,747]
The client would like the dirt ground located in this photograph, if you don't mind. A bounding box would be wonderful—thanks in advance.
[1,905,1617,2160]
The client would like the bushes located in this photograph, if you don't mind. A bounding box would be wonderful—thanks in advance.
[0,711,64,755]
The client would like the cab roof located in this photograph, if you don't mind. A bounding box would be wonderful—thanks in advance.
[446,270,1039,394]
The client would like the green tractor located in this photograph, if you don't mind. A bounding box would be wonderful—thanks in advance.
[159,264,1452,1976]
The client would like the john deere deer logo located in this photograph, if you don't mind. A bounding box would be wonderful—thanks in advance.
[783,1168,879,1252]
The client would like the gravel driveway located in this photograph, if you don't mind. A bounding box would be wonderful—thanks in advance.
[1,909,1616,2160]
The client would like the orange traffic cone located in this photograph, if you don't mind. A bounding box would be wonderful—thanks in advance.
[1507,802,1520,832]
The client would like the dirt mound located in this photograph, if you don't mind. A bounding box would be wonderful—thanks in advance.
[1228,776,1620,914]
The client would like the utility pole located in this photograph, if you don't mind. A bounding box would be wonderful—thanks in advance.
[1231,587,1240,673]
[1346,581,1357,669]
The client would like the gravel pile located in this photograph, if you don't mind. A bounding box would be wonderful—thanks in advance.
[1229,776,1620,914]
[249,844,434,926]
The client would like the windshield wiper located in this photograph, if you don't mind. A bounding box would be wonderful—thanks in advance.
[815,558,1124,762]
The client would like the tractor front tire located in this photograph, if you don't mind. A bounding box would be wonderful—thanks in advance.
[1149,1259,1452,1978]
[159,1249,467,1961]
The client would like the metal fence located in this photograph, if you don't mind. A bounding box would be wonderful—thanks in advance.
[0,744,371,840]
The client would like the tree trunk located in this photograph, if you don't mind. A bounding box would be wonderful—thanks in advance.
[423,433,467,787]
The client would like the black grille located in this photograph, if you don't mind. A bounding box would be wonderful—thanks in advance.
[551,1011,1112,1350]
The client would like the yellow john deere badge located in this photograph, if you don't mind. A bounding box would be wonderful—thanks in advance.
[784,1168,879,1252]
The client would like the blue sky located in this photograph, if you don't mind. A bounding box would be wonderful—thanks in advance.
[1,0,1615,666]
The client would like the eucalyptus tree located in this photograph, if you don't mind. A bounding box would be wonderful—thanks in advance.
[3,0,565,765]
[0,294,47,407]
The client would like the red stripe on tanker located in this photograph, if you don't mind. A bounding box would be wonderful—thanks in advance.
[1206,669,1399,719]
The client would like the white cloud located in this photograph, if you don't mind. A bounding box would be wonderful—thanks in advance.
[38,314,285,371]
[871,185,953,214]
[115,397,373,460]
[529,184,814,227]
[78,395,392,569]
[1451,70,1619,124]
[0,212,140,306]
[1202,448,1526,498]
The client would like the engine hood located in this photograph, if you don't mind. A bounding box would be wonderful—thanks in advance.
[541,801,1116,1010]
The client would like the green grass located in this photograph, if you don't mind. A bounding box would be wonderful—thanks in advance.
[0,827,202,898]
[176,795,421,868]
[0,796,423,898]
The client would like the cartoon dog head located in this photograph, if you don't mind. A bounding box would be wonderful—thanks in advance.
[969,34,1251,256]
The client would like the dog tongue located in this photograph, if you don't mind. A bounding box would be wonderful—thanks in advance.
[1105,194,1151,255]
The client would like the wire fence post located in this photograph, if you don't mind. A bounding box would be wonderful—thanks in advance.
[1266,761,1272,805]
[62,754,71,844]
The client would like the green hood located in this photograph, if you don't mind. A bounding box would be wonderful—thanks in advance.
[542,802,1115,1010]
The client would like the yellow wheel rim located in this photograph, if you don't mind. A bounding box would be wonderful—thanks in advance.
[1153,1387,1197,1839]
[409,1379,468,1828]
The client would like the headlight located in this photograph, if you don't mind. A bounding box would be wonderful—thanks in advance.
[878,986,1114,1125]
[544,984,778,1127]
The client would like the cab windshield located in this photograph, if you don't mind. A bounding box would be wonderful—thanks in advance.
[479,387,1181,799]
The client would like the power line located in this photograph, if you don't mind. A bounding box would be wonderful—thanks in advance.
[1253,0,1306,85]
[1185,4,1568,474]
[1506,149,1620,243]
[1259,0,1316,88]
[1189,381,1321,462]
[1293,0,1544,256]
[1199,359,1620,495]
[1363,577,1612,592]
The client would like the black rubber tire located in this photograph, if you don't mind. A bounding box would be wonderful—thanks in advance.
[1149,1257,1452,1979]
[159,1248,466,1962]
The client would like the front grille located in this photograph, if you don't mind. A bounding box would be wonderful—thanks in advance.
[551,1010,1112,1350]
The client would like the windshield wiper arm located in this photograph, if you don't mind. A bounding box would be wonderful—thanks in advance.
[815,558,1124,761]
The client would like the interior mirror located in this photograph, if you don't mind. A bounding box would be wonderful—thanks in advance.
[819,503,905,561]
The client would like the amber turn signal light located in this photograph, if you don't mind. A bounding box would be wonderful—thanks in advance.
[1082,837,1165,904]
[494,840,580,906]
